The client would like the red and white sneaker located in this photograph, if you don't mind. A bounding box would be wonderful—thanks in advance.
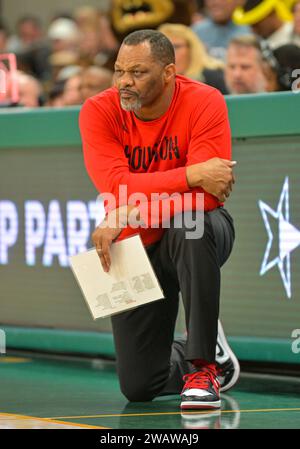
[180,364,221,410]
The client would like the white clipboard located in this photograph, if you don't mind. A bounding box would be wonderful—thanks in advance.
[69,235,164,319]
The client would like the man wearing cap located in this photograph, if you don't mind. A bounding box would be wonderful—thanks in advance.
[48,18,81,53]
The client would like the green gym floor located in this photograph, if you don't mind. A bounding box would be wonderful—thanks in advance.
[0,352,300,429]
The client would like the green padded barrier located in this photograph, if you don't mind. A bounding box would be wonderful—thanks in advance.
[1,326,297,364]
[1,91,300,363]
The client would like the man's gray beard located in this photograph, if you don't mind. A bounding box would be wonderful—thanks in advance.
[120,97,142,112]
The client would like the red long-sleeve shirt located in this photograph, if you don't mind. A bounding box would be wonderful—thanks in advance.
[79,75,231,247]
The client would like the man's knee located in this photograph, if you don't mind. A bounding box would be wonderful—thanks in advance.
[120,381,155,402]
[169,211,206,242]
[167,212,214,250]
[118,370,169,402]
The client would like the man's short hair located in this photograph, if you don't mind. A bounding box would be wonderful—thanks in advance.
[122,29,175,66]
[228,35,280,71]
[229,34,262,52]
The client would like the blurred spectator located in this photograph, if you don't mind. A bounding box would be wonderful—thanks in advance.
[7,16,44,53]
[0,19,9,53]
[192,0,251,60]
[258,40,282,91]
[225,35,268,94]
[73,6,119,69]
[49,50,79,81]
[73,5,101,29]
[232,0,297,48]
[18,71,44,107]
[48,18,81,53]
[4,15,51,81]
[7,16,39,53]
[80,66,113,101]
[56,65,82,82]
[77,27,103,65]
[292,0,300,45]
[74,4,102,64]
[75,6,118,51]
[50,12,74,23]
[159,23,228,93]
[46,79,65,106]
[272,44,300,91]
[260,42,300,92]
[62,73,82,106]
[16,44,51,82]
[191,0,206,24]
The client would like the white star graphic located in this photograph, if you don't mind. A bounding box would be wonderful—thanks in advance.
[258,177,300,299]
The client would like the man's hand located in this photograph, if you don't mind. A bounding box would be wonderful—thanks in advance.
[186,157,236,202]
[92,205,139,272]
[92,220,122,273]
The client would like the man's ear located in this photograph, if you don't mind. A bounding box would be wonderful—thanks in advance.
[164,63,176,83]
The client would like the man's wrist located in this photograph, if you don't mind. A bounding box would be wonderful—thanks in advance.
[100,205,141,229]
[127,205,140,226]
[186,164,204,189]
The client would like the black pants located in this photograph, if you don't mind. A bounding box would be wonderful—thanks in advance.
[111,207,235,402]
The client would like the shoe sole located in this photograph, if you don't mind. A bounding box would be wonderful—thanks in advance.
[180,400,221,410]
[218,321,240,392]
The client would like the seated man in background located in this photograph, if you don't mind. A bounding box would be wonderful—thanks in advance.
[80,30,238,410]
[225,35,268,94]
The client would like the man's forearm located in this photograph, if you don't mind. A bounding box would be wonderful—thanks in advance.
[104,158,236,225]
[185,158,236,202]
[103,205,141,229]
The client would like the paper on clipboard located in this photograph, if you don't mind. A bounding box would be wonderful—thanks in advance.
[69,235,164,319]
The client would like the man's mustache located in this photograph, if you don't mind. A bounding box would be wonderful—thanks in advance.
[119,89,138,96]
